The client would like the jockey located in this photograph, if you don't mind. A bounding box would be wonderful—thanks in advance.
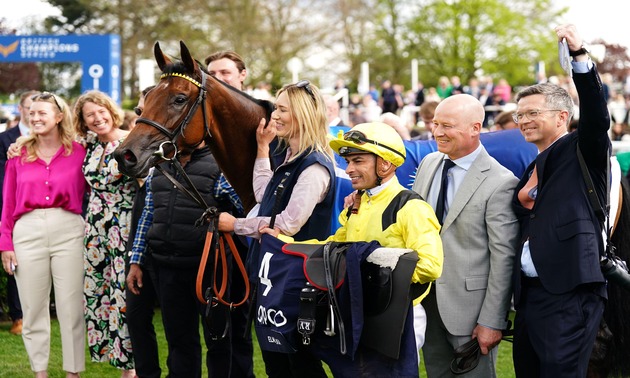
[268,122,443,377]
[328,121,443,300]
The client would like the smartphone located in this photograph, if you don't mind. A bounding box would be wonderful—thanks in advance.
[10,262,16,272]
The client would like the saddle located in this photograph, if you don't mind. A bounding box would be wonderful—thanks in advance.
[283,242,348,291]
[282,242,419,359]
[283,242,351,354]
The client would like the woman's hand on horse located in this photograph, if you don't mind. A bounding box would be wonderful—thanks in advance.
[7,143,21,159]
[218,212,236,232]
[256,117,277,147]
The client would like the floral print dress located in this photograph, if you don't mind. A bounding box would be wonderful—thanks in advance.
[82,132,137,369]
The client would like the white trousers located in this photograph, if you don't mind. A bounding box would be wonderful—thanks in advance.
[13,208,86,373]
[413,302,427,364]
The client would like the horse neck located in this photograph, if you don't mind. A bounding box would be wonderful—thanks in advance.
[203,85,265,212]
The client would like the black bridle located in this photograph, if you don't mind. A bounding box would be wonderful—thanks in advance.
[134,70,216,218]
[136,70,212,161]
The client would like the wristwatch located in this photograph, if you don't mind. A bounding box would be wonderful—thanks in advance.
[569,44,590,57]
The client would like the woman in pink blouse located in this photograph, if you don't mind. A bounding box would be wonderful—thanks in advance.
[0,92,87,378]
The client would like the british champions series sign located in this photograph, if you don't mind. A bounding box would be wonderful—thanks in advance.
[0,35,122,103]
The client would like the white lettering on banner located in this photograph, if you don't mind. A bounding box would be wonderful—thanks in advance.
[259,252,273,296]
[19,37,80,59]
[257,305,288,327]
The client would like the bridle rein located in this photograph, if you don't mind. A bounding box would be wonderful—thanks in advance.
[134,70,250,325]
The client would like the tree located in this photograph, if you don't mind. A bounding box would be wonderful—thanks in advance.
[594,40,630,84]
[404,0,563,88]
[6,0,626,102]
[0,19,41,95]
[0,63,41,95]
[192,0,336,89]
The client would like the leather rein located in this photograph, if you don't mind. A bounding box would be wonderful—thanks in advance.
[139,70,250,308]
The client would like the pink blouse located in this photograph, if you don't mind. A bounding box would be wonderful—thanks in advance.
[0,142,87,251]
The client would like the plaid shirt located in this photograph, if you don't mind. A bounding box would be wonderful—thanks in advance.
[129,172,243,266]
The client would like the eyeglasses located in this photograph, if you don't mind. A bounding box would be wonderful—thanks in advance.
[133,106,143,116]
[32,92,63,112]
[295,80,316,102]
[512,109,562,124]
[342,130,405,159]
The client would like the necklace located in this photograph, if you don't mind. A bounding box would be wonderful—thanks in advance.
[37,146,59,159]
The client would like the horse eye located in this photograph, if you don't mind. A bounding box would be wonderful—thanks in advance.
[174,95,188,105]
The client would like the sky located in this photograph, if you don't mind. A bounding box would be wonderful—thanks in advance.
[3,0,630,49]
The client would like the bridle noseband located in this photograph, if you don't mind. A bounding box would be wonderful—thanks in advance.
[136,71,212,160]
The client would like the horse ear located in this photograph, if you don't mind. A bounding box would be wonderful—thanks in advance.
[179,41,199,73]
[154,42,171,72]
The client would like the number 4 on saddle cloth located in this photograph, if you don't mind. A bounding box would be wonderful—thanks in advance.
[254,233,421,360]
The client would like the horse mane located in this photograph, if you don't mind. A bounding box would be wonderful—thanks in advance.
[161,58,274,118]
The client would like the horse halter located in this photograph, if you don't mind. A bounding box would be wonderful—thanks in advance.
[136,71,211,160]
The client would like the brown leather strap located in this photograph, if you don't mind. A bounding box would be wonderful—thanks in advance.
[196,231,250,307]
[212,236,229,304]
[213,234,250,307]
[196,229,215,303]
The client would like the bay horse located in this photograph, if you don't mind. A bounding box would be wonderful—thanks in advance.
[113,41,274,212]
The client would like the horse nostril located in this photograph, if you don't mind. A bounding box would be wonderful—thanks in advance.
[123,150,137,164]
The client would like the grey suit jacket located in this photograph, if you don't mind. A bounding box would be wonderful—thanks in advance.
[412,147,519,335]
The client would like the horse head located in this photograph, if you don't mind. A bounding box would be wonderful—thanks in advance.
[114,41,273,211]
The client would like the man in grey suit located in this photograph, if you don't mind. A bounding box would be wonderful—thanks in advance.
[412,94,519,377]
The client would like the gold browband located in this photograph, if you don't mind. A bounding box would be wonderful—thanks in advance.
[160,72,202,88]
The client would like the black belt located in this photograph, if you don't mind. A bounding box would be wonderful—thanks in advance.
[521,273,542,287]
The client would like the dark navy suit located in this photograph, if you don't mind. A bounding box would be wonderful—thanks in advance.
[512,66,609,377]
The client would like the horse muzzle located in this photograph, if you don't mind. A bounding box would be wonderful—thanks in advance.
[113,147,154,178]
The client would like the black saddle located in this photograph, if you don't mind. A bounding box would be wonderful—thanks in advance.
[282,242,349,291]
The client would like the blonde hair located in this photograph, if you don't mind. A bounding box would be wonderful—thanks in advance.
[17,92,76,162]
[275,82,333,162]
[73,90,124,136]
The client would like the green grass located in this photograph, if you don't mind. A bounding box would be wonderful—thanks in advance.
[0,310,515,377]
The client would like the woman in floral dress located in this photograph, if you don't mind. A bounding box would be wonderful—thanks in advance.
[73,90,137,378]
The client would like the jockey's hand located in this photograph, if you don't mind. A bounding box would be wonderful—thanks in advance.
[7,143,21,159]
[218,212,236,232]
[472,324,502,355]
[126,264,143,295]
[259,226,280,238]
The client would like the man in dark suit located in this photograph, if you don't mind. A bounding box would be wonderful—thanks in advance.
[0,90,39,335]
[511,24,608,377]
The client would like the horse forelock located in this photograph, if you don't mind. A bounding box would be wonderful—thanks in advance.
[161,59,202,82]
